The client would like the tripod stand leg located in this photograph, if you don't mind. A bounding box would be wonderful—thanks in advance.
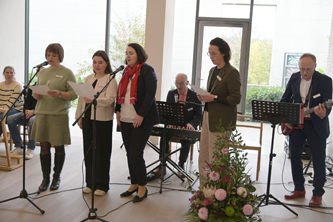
[269,195,298,216]
[25,197,45,214]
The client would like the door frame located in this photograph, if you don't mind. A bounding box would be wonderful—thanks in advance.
[191,1,254,115]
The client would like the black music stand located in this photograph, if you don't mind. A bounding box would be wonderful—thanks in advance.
[150,101,186,193]
[252,100,299,216]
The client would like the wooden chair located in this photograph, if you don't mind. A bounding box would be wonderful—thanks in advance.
[9,124,41,149]
[236,115,263,180]
[0,109,23,170]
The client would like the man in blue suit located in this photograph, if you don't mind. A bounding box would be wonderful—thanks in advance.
[281,53,332,207]
[147,73,202,181]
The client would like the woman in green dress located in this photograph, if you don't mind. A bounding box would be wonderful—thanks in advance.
[31,43,77,192]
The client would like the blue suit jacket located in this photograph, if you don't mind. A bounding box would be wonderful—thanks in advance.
[166,88,202,129]
[281,71,332,139]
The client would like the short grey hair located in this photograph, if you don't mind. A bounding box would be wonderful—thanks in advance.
[176,73,188,81]
[300,53,316,63]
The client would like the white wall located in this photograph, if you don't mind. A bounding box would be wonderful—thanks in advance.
[269,0,333,85]
[0,0,25,84]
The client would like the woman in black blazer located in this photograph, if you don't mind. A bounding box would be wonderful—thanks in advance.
[116,43,159,203]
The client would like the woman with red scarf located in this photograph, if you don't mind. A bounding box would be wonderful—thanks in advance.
[116,43,159,203]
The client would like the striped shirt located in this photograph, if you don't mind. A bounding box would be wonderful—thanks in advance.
[0,81,23,111]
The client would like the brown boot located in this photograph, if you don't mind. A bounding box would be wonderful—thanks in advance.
[153,165,166,176]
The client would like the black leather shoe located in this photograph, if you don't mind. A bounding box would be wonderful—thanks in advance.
[38,178,50,192]
[120,188,138,197]
[133,188,148,203]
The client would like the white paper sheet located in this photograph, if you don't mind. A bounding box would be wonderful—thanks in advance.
[29,85,50,95]
[189,84,210,95]
[68,81,95,99]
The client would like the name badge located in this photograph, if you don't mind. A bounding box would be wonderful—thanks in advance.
[313,93,320,99]
[188,107,193,111]
[217,76,222,81]
[56,75,63,78]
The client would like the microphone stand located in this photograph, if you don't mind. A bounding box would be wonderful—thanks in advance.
[73,70,120,222]
[0,67,44,214]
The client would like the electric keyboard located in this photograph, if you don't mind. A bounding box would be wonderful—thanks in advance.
[151,126,201,141]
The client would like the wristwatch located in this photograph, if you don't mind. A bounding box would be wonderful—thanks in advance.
[214,95,218,102]
[58,91,62,98]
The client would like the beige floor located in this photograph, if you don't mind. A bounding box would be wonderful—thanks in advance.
[0,120,333,222]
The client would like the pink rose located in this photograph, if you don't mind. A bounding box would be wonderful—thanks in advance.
[198,207,209,220]
[209,171,220,181]
[214,189,227,201]
[242,204,253,215]
[237,187,247,198]
[203,171,211,177]
[222,148,229,154]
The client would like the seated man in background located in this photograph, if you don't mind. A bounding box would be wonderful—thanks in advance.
[10,81,37,160]
[147,73,202,181]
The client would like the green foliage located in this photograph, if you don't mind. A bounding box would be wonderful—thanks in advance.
[28,71,38,85]
[245,85,285,115]
[109,13,146,70]
[248,39,273,85]
[185,122,261,221]
[224,29,273,86]
[75,13,145,82]
[318,68,326,74]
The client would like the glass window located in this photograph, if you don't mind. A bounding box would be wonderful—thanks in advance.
[199,0,251,19]
[29,0,106,82]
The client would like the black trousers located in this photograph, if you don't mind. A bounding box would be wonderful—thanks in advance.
[160,137,191,164]
[82,116,113,192]
[120,121,153,186]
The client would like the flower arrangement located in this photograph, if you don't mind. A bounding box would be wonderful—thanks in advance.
[185,123,261,221]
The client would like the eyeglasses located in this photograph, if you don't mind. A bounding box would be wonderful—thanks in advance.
[300,68,314,73]
[174,81,186,85]
[207,52,219,57]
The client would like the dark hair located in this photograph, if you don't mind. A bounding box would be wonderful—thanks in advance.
[210,37,231,63]
[125,43,148,64]
[300,53,316,63]
[45,43,64,62]
[92,50,112,74]
[3,66,15,74]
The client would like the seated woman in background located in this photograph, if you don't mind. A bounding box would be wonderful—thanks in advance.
[0,66,23,136]
[76,50,117,196]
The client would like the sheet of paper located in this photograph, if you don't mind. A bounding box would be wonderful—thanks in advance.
[29,85,50,95]
[68,81,95,99]
[189,84,210,95]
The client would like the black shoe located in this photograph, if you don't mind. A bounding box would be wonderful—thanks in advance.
[146,173,159,182]
[133,188,148,203]
[50,177,60,190]
[38,178,50,192]
[120,188,138,197]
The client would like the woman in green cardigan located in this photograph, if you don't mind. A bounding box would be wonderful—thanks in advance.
[197,37,241,178]
[31,43,77,192]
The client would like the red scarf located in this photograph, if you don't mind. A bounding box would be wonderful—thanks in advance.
[117,62,145,104]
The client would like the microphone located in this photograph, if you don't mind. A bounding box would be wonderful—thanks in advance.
[174,94,178,103]
[110,65,125,75]
[34,61,48,68]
